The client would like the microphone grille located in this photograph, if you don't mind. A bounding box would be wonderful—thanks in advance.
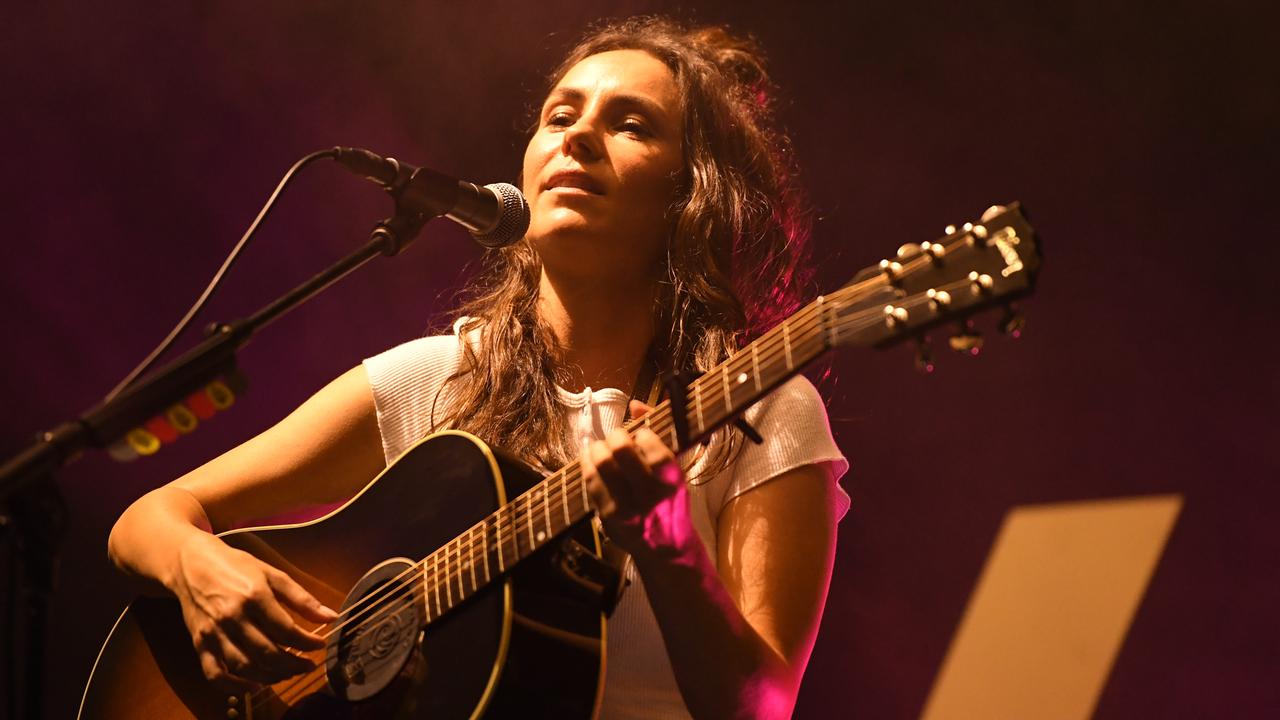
[473,183,530,248]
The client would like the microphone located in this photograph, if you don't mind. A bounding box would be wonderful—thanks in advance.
[333,146,529,248]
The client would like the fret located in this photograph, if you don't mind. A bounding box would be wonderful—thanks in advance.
[427,558,437,620]
[443,540,454,608]
[560,474,571,527]
[477,524,490,582]
[720,364,732,413]
[782,320,794,369]
[541,484,552,540]
[455,538,465,594]
[523,492,536,553]
[494,512,507,573]
[467,529,478,591]
[751,342,762,392]
[456,540,467,599]
[430,552,441,618]
[694,381,705,434]
[817,295,836,347]
[728,361,750,410]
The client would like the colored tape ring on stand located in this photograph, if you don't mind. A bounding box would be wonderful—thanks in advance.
[166,404,199,434]
[126,428,162,456]
[206,380,236,410]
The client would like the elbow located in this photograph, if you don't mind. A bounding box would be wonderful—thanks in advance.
[736,668,799,720]
[687,659,799,720]
[106,497,133,571]
[106,498,143,577]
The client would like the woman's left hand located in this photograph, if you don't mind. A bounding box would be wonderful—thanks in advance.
[581,400,698,559]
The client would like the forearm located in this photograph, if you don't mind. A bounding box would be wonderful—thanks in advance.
[631,538,797,720]
[108,485,214,593]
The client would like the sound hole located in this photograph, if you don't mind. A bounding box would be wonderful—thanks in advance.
[325,558,425,702]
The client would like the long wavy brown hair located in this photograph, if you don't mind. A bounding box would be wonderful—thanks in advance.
[435,16,814,471]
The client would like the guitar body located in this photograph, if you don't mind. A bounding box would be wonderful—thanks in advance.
[79,431,607,719]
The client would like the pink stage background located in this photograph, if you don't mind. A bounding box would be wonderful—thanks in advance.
[1,2,1275,717]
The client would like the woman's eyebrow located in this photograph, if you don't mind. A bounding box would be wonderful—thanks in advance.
[544,87,671,121]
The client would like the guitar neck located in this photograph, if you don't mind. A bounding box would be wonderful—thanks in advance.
[414,305,839,623]
[416,202,1040,623]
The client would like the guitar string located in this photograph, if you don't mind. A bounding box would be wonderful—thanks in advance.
[278,297,834,643]
[277,269,980,660]
[275,261,910,655]
[254,271,1004,707]
[348,268,1001,630]
[264,275,993,707]
[267,234,1032,708]
[252,301,848,708]
[270,296,832,655]
[252,293,922,709]
[260,276,956,701]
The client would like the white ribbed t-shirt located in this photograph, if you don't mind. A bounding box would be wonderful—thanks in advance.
[363,324,849,719]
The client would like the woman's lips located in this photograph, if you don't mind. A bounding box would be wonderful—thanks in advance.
[544,170,604,195]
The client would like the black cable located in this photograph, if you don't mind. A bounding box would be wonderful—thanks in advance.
[103,149,339,402]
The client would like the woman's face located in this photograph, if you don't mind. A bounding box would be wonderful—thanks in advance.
[522,49,684,286]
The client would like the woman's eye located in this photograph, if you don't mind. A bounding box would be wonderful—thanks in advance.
[546,113,574,127]
[619,120,650,136]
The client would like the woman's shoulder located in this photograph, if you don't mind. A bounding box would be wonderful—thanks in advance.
[363,334,460,385]
[361,326,470,464]
[742,373,830,426]
[361,324,471,407]
[713,373,850,517]
[363,318,476,382]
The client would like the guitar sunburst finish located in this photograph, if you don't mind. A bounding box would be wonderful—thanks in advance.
[79,431,608,719]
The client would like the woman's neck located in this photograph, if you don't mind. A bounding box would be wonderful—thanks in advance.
[537,267,658,394]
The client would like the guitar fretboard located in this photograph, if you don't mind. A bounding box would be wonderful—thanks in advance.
[412,203,1039,623]
[413,293,844,623]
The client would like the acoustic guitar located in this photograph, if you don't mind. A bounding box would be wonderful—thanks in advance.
[78,204,1040,719]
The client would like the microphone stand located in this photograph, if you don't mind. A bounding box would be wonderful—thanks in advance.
[0,207,428,719]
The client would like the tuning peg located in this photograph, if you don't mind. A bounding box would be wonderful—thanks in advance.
[926,288,952,313]
[968,270,994,295]
[914,338,935,373]
[899,241,945,262]
[948,322,984,356]
[879,258,904,284]
[999,305,1026,338]
[981,204,1007,222]
[882,303,910,329]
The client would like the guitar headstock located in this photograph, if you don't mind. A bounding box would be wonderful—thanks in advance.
[825,203,1040,364]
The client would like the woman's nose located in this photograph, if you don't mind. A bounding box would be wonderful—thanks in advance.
[561,118,602,162]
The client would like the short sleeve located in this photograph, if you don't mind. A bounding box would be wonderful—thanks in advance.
[718,375,851,521]
[362,334,463,465]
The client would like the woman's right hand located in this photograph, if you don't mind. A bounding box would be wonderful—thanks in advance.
[168,532,340,690]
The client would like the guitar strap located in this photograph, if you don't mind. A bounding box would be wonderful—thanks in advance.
[595,346,663,613]
[623,345,664,421]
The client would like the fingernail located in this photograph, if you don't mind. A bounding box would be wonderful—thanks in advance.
[320,604,338,617]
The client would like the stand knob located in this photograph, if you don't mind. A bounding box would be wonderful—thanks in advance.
[948,322,984,356]
[1000,305,1026,338]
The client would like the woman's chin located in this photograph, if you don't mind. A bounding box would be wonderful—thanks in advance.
[528,213,603,244]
